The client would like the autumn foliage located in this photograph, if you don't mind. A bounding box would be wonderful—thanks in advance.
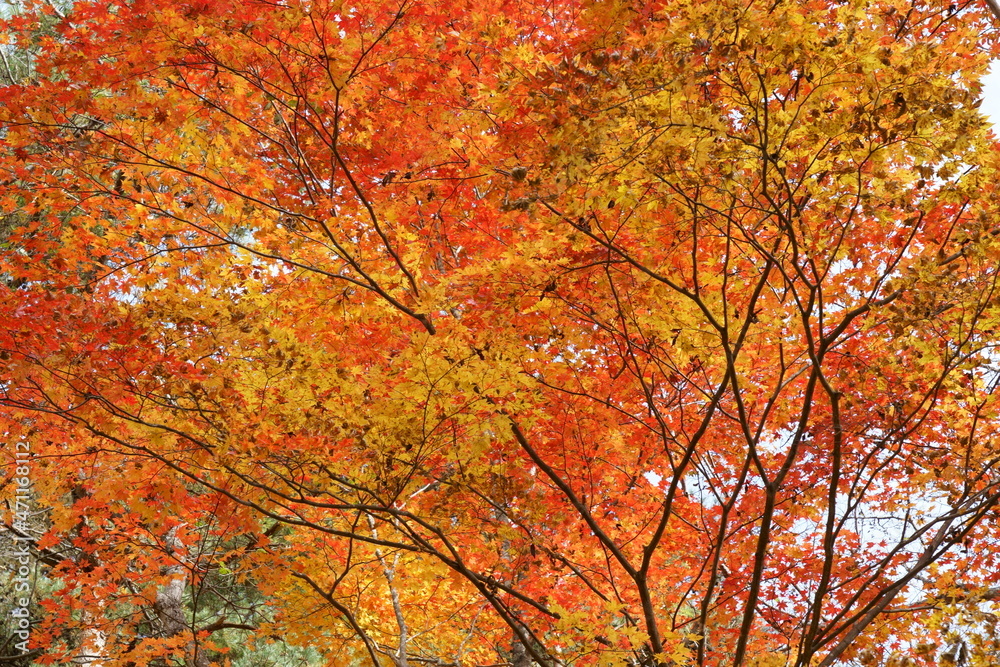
[2,0,1000,665]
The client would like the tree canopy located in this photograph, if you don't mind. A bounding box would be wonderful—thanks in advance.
[2,0,1000,665]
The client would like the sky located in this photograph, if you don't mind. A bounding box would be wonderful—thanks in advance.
[984,64,1000,123]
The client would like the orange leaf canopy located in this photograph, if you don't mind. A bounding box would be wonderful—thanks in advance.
[2,0,1000,665]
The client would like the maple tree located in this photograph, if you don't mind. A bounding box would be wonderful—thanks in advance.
[2,0,1000,665]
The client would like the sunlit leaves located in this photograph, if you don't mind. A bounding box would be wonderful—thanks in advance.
[2,0,1000,665]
